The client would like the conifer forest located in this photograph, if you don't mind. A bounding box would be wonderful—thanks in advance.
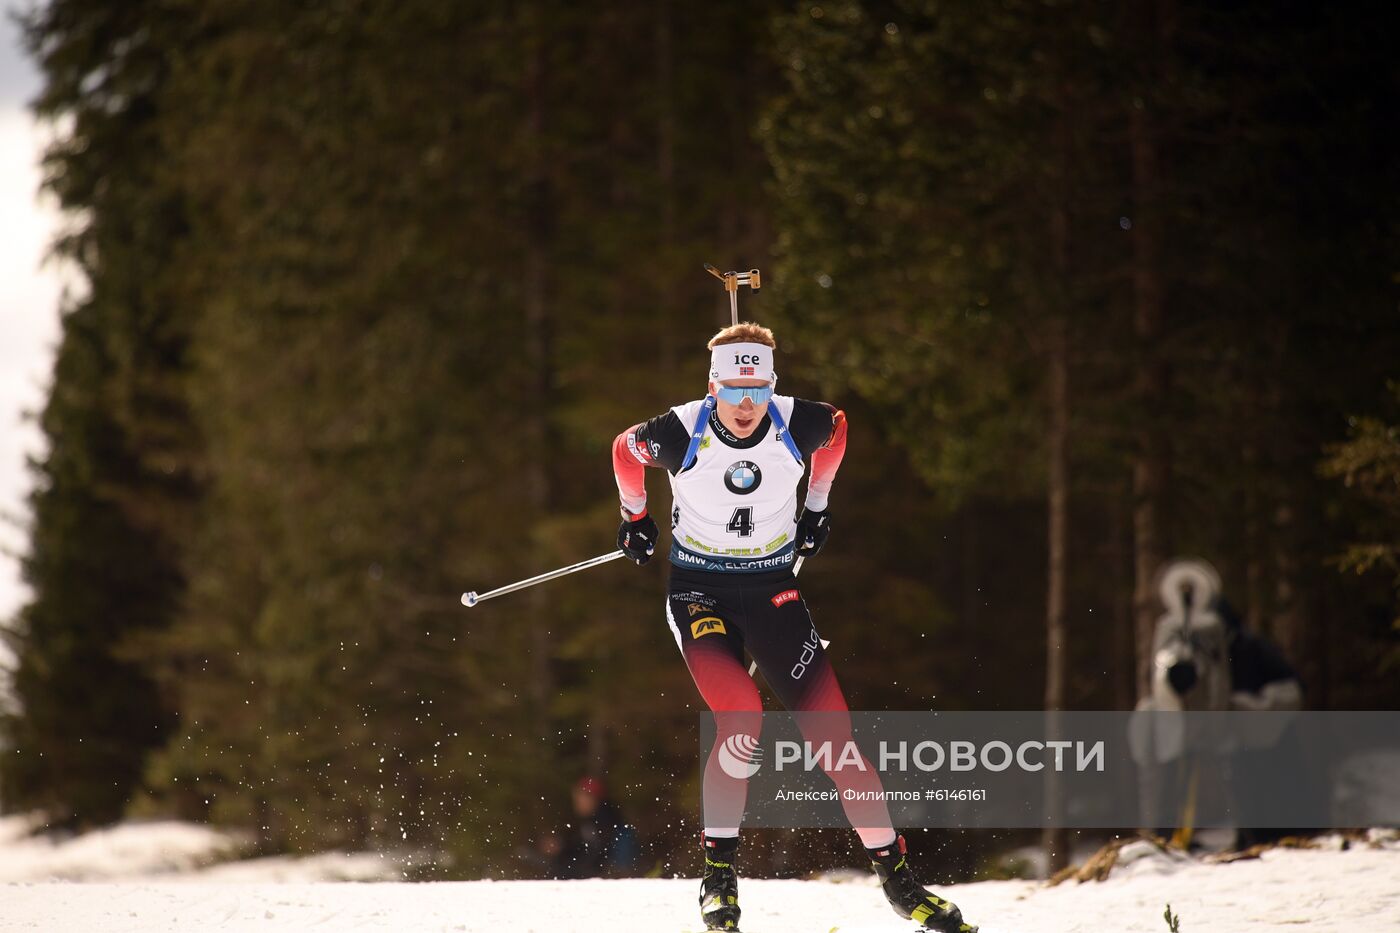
[2,0,1397,879]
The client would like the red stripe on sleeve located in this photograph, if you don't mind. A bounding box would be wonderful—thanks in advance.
[806,409,846,511]
[613,427,650,516]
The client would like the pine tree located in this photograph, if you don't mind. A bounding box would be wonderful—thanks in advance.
[1321,385,1400,676]
[128,0,787,869]
[0,0,203,826]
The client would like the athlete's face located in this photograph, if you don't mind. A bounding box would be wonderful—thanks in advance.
[710,377,770,438]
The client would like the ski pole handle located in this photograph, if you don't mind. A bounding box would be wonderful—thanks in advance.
[462,549,629,608]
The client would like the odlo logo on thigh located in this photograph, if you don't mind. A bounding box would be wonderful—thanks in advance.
[691,616,727,638]
[790,627,820,680]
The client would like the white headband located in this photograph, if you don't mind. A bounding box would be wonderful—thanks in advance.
[709,342,775,384]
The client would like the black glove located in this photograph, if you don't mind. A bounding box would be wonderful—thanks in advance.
[617,511,659,565]
[795,507,831,557]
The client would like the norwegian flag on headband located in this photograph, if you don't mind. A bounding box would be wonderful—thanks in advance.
[710,341,774,383]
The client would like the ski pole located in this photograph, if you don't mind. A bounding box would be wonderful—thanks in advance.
[461,549,629,607]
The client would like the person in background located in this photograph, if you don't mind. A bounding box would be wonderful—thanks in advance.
[547,776,636,879]
[1212,597,1303,712]
[1133,560,1308,849]
[1211,596,1312,848]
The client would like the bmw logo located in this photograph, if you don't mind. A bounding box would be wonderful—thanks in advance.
[724,461,762,495]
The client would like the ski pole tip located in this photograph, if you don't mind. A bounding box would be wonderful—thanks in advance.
[461,591,479,608]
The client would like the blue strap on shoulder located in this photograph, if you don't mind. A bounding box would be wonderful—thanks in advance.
[679,396,716,473]
[766,403,805,465]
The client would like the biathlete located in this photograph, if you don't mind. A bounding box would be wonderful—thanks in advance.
[611,323,976,933]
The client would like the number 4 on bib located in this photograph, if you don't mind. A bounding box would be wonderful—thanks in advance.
[727,506,754,537]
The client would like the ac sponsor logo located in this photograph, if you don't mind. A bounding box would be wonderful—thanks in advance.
[687,602,712,617]
[691,616,727,638]
[733,353,762,365]
[771,589,800,608]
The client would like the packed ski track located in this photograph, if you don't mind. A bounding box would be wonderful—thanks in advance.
[1,819,1397,931]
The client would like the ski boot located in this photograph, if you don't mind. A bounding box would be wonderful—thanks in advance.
[699,833,742,931]
[868,835,977,933]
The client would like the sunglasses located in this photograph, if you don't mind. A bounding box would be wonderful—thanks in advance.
[714,384,774,405]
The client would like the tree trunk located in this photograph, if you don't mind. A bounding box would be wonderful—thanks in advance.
[522,5,556,728]
[1042,99,1073,872]
[1045,338,1070,720]
[655,0,677,370]
[1243,440,1267,632]
[1130,0,1174,702]
[1042,311,1071,875]
[1113,488,1136,711]
[962,505,979,637]
[1272,502,1301,661]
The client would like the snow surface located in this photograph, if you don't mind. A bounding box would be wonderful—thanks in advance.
[1,817,1397,932]
[0,815,399,884]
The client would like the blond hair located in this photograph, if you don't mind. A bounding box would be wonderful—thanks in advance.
[707,322,776,350]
